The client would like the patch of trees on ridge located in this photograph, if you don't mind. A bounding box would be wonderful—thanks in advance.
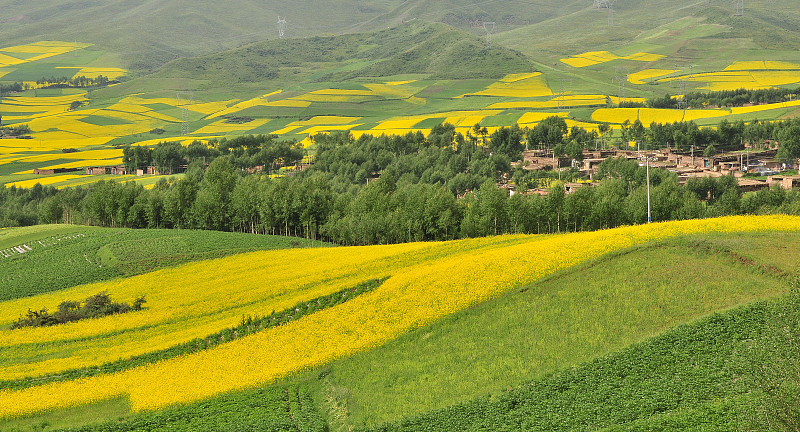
[10,291,145,329]
[4,116,800,243]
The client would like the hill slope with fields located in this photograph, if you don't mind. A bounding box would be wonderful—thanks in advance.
[0,216,799,431]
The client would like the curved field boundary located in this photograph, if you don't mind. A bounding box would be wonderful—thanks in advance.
[1,215,799,418]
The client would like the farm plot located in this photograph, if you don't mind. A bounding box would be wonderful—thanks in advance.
[560,51,665,68]
[1,215,799,418]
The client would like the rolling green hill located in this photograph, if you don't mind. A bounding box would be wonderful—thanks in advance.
[3,228,798,431]
[0,225,327,301]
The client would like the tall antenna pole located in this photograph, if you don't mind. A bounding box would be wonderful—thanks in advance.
[735,0,744,16]
[557,79,573,112]
[607,0,616,26]
[177,91,195,136]
[483,22,496,49]
[277,17,287,39]
[74,40,78,57]
[614,66,629,105]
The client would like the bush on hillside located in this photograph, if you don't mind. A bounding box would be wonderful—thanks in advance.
[10,291,146,329]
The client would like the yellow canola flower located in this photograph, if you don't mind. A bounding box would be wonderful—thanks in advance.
[490,95,608,109]
[730,99,800,115]
[3,216,800,417]
[54,67,127,80]
[385,80,417,86]
[458,74,552,98]
[658,71,800,92]
[591,107,729,124]
[192,119,270,135]
[724,61,800,71]
[561,51,665,68]
[4,175,89,189]
[628,69,678,85]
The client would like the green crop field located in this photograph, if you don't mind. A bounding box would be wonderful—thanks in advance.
[0,225,327,301]
[2,225,797,431]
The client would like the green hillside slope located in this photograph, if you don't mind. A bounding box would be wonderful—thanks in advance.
[5,229,798,431]
[0,225,327,301]
[151,22,532,88]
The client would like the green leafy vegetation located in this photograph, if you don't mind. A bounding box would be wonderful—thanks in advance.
[10,291,145,329]
[362,293,800,432]
[0,225,327,301]
[21,231,800,432]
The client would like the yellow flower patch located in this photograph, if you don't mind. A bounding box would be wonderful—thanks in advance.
[2,216,799,417]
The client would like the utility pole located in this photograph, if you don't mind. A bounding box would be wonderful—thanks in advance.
[614,66,629,105]
[639,145,653,223]
[557,79,573,112]
[277,17,287,39]
[483,22,496,49]
[176,91,194,136]
[735,0,744,16]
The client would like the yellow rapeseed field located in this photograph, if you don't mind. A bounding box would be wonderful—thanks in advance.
[459,73,552,98]
[192,119,270,135]
[724,61,800,71]
[591,107,729,124]
[561,51,665,68]
[2,216,799,417]
[729,100,800,115]
[628,69,678,85]
[4,174,89,189]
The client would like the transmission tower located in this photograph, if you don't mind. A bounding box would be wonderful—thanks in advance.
[176,91,195,136]
[557,79,573,111]
[673,64,694,110]
[735,0,744,16]
[277,17,287,39]
[614,66,629,105]
[483,22,496,49]
[607,0,616,26]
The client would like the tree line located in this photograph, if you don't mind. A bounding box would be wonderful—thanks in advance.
[648,87,800,110]
[4,121,800,244]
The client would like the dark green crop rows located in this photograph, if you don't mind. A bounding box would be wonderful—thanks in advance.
[362,294,800,432]
[0,226,327,301]
[53,385,326,432]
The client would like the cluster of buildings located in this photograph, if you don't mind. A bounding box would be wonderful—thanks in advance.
[515,148,800,194]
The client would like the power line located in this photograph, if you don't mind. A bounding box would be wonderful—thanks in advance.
[613,66,629,105]
[483,22,496,48]
[176,91,195,136]
[277,17,287,39]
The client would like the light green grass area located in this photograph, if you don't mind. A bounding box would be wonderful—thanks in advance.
[11,229,798,431]
[296,231,800,428]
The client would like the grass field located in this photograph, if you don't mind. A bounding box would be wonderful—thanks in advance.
[2,219,798,431]
[0,224,327,301]
[1,216,799,429]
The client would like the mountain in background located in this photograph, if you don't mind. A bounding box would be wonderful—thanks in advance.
[1,0,797,73]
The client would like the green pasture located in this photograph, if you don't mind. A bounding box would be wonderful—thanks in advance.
[5,229,797,431]
[0,224,328,302]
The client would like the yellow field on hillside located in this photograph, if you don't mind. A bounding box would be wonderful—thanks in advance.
[628,69,678,84]
[659,70,800,91]
[458,73,552,98]
[561,51,665,68]
[724,61,800,71]
[192,118,270,135]
[592,107,730,124]
[1,216,798,417]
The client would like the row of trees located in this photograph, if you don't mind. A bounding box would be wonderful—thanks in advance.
[3,146,799,245]
[121,135,306,174]
[648,87,800,109]
[5,114,800,242]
